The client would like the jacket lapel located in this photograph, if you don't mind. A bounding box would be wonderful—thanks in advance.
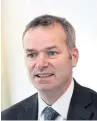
[67,80,96,120]
[67,104,93,120]
[17,93,38,120]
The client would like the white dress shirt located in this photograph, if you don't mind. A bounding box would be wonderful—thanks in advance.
[38,79,74,120]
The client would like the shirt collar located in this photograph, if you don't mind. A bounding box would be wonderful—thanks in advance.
[38,93,48,119]
[38,79,74,119]
[52,79,74,119]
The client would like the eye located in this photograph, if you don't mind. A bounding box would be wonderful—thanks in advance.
[48,51,58,57]
[27,53,37,59]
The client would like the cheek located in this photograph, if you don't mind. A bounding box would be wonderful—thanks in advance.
[26,60,35,72]
[52,57,72,72]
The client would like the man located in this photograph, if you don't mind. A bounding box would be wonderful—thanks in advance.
[1,14,97,120]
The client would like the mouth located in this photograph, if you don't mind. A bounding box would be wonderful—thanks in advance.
[35,73,54,78]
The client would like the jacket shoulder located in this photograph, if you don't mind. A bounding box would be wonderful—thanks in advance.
[84,86,97,106]
[77,82,97,107]
[1,93,38,120]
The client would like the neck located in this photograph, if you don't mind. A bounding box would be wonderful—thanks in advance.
[39,78,72,105]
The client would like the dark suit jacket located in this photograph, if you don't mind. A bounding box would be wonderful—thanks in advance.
[1,80,97,120]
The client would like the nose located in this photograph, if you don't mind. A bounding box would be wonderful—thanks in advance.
[35,53,49,71]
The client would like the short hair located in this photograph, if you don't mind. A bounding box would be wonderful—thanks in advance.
[22,14,76,50]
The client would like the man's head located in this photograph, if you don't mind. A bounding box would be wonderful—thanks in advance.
[23,15,78,92]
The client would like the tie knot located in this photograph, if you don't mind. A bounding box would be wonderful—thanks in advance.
[44,107,59,120]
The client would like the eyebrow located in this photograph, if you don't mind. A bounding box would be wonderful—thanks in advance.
[46,46,58,50]
[25,46,58,52]
[25,49,36,52]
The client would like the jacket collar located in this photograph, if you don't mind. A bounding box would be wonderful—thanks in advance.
[17,93,38,120]
[67,79,97,120]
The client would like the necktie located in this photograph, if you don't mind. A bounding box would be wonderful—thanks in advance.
[44,107,59,120]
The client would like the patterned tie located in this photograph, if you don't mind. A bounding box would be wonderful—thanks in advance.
[44,107,59,120]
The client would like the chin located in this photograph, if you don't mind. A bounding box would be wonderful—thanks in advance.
[35,84,56,92]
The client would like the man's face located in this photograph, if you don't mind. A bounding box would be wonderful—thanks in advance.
[23,23,78,92]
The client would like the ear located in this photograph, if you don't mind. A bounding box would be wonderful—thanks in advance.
[71,48,79,67]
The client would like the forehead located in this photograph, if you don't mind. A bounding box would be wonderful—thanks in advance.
[23,23,67,50]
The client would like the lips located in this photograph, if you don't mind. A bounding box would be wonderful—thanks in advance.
[35,73,54,78]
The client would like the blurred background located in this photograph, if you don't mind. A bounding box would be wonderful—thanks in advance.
[1,0,97,110]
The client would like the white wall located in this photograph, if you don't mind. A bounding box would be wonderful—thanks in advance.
[2,0,97,109]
